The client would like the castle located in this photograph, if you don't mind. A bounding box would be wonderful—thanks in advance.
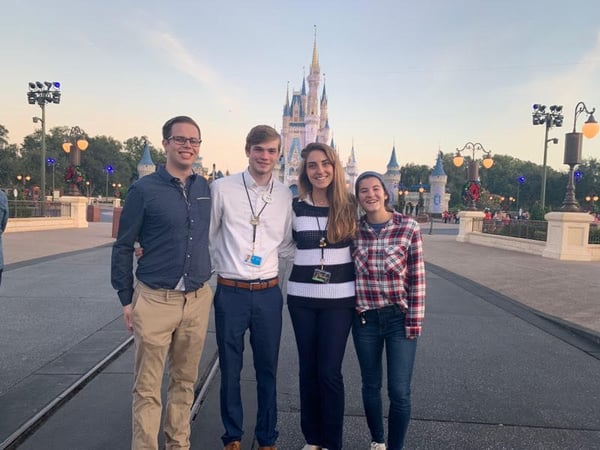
[381,147,450,215]
[273,33,358,194]
[135,33,450,217]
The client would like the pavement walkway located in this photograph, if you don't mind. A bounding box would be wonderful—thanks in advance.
[1,220,599,449]
[4,221,599,340]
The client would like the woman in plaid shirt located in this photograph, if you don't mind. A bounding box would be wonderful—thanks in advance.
[352,171,426,450]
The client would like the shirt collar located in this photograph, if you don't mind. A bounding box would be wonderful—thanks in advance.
[158,165,197,184]
[243,168,272,189]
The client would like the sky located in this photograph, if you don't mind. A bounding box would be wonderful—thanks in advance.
[2,0,600,176]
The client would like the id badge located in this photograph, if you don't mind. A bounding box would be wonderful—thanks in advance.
[312,268,331,283]
[244,254,263,267]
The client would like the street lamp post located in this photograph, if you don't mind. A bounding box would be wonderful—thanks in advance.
[397,187,408,214]
[46,157,56,197]
[62,126,89,196]
[16,175,32,198]
[585,195,599,213]
[516,176,526,216]
[417,185,425,216]
[28,81,61,211]
[112,182,122,198]
[560,102,600,212]
[532,104,563,209]
[104,165,114,197]
[452,142,494,210]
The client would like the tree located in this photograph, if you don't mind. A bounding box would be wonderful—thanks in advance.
[0,144,21,189]
[82,135,126,196]
[412,152,577,213]
[123,137,165,184]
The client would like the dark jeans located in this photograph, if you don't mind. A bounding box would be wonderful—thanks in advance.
[214,284,283,447]
[288,305,354,450]
[352,305,417,450]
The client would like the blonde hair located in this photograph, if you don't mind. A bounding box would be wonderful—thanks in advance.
[298,142,356,243]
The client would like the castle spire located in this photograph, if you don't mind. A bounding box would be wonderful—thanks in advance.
[387,145,400,170]
[431,149,446,176]
[321,76,327,103]
[283,81,290,115]
[311,25,319,69]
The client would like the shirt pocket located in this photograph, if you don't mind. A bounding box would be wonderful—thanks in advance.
[353,247,369,275]
[193,196,211,225]
[384,245,406,274]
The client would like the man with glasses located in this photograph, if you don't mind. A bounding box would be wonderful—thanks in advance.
[210,125,294,450]
[112,116,212,450]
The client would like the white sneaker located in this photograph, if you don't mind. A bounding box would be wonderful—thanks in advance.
[369,442,386,450]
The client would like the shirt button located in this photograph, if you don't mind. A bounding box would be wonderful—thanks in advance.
[187,254,191,258]
[189,237,193,240]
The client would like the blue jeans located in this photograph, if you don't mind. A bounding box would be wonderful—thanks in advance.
[289,305,354,450]
[214,284,283,447]
[352,305,417,450]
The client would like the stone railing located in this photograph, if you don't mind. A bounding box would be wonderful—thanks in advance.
[5,196,89,233]
[457,210,599,261]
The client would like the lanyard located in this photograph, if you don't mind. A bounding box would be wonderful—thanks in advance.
[242,172,274,251]
[314,207,328,269]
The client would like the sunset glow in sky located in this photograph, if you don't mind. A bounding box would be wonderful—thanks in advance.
[2,0,600,175]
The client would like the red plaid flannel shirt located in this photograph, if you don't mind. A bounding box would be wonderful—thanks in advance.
[353,212,426,337]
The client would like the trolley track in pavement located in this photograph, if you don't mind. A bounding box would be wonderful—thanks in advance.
[0,336,219,450]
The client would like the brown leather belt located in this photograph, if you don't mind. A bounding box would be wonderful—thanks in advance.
[217,276,279,291]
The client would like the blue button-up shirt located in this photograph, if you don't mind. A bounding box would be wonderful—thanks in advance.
[111,165,211,306]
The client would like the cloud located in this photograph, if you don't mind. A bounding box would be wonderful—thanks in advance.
[144,30,218,85]
[137,26,243,114]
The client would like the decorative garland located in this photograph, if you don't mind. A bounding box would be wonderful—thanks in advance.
[462,180,481,204]
[64,165,87,190]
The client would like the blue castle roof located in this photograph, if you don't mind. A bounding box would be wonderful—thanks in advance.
[139,142,154,165]
[431,151,446,176]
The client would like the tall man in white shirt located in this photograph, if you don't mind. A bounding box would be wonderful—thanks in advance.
[210,125,294,450]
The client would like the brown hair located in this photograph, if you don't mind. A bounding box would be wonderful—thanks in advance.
[245,125,281,153]
[162,116,201,140]
[299,142,356,243]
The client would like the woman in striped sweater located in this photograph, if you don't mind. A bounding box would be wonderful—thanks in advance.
[287,142,357,450]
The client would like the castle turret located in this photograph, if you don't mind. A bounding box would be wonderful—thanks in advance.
[317,82,329,143]
[429,150,449,215]
[346,143,358,190]
[383,145,401,203]
[137,142,155,179]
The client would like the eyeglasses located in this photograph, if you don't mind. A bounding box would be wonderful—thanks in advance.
[167,136,202,147]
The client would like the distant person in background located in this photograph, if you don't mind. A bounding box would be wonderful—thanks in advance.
[352,171,426,450]
[0,189,8,287]
[111,115,212,450]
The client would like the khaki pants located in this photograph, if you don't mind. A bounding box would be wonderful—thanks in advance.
[131,282,212,450]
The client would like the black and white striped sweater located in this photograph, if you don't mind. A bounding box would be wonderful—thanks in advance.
[287,197,355,309]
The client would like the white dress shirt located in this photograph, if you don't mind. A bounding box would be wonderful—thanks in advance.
[209,169,294,280]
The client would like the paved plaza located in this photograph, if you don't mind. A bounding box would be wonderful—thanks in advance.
[1,221,599,449]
